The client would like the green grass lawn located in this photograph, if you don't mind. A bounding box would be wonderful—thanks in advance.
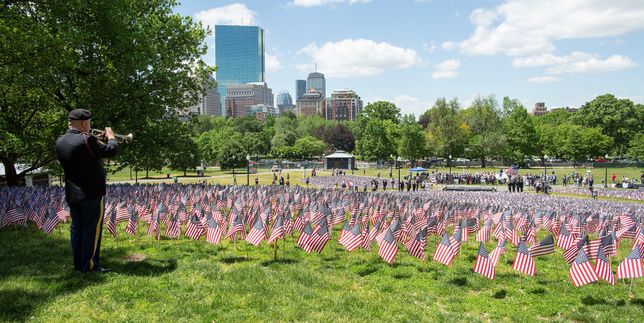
[1,223,642,321]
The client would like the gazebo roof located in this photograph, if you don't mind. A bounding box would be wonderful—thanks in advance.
[324,150,354,159]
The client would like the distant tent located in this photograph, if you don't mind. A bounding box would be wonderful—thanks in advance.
[409,167,428,173]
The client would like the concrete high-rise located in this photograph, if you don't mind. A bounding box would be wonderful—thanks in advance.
[306,72,325,99]
[295,79,306,100]
[185,75,221,117]
[225,82,274,119]
[215,25,265,116]
[296,88,325,117]
[326,89,363,121]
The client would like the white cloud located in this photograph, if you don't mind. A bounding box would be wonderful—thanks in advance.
[297,39,422,78]
[547,54,637,74]
[444,0,644,57]
[432,59,461,79]
[513,51,637,74]
[194,4,257,66]
[292,0,370,7]
[265,53,282,72]
[392,95,429,116]
[194,3,256,26]
[527,76,560,83]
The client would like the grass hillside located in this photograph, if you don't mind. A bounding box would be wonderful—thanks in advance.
[1,223,642,321]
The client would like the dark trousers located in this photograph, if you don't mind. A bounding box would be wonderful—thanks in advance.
[69,196,105,272]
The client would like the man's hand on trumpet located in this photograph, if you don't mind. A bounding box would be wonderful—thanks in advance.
[104,127,115,140]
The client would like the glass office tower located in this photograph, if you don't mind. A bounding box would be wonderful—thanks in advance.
[215,25,265,116]
[306,72,326,99]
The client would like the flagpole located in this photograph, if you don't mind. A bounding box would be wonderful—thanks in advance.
[273,240,278,261]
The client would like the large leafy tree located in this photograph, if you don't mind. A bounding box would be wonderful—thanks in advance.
[425,98,469,160]
[503,99,538,163]
[320,124,355,152]
[0,0,213,185]
[398,114,427,164]
[461,95,503,166]
[574,94,643,155]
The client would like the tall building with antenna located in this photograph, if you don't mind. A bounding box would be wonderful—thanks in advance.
[215,25,265,116]
[306,69,326,99]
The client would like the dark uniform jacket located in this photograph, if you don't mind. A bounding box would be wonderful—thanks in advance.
[56,129,118,203]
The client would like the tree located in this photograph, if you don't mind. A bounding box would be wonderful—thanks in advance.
[354,101,401,141]
[217,133,247,170]
[321,124,355,152]
[574,94,643,155]
[462,95,503,166]
[425,98,469,159]
[398,114,427,165]
[503,100,538,163]
[291,136,327,160]
[626,133,644,160]
[356,119,397,162]
[167,135,200,176]
[0,0,213,185]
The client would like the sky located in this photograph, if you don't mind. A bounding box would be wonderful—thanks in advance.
[174,0,644,117]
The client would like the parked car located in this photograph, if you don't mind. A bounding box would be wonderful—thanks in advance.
[594,157,609,162]
[271,165,281,172]
[455,158,470,162]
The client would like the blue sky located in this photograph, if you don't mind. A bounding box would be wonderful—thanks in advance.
[175,0,644,117]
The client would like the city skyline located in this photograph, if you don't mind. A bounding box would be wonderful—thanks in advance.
[176,0,644,117]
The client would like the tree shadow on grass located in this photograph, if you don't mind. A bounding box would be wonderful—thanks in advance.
[220,255,254,264]
[111,258,177,276]
[0,227,107,321]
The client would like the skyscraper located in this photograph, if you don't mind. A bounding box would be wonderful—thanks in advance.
[295,79,306,100]
[306,72,325,99]
[276,90,295,115]
[215,25,265,116]
[296,88,325,118]
[225,82,273,119]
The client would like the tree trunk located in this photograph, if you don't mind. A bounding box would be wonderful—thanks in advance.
[183,169,187,177]
[145,168,149,178]
[1,158,20,186]
[480,156,487,168]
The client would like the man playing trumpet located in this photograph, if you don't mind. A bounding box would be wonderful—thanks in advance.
[55,109,118,273]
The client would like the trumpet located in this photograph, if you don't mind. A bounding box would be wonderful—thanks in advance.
[90,128,133,143]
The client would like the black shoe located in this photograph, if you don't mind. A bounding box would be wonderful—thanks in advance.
[93,266,111,273]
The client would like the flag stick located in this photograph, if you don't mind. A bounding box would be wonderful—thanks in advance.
[628,278,634,298]
[273,240,278,260]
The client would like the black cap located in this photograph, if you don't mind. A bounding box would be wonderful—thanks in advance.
[68,109,92,121]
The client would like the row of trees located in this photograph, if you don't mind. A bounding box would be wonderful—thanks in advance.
[1,1,642,186]
[191,92,642,170]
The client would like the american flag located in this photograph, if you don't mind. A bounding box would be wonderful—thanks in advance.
[616,246,643,279]
[557,224,575,250]
[616,224,637,240]
[3,206,25,227]
[246,216,267,247]
[338,220,350,242]
[600,232,617,257]
[513,240,536,276]
[405,227,427,261]
[528,235,555,257]
[125,209,139,235]
[361,222,371,250]
[378,227,398,264]
[267,214,285,243]
[106,209,118,238]
[433,233,457,266]
[297,221,314,253]
[165,212,181,239]
[185,214,205,240]
[594,247,615,285]
[309,220,331,253]
[338,223,362,252]
[205,216,225,245]
[476,219,492,242]
[489,239,506,267]
[570,249,598,287]
[473,242,495,280]
[564,235,589,264]
[42,208,60,234]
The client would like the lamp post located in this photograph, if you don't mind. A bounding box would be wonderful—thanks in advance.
[246,154,250,186]
[543,154,548,183]
[603,153,609,188]
[397,156,402,191]
[389,154,394,178]
[448,153,452,176]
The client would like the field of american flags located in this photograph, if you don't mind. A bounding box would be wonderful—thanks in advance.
[1,184,643,321]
